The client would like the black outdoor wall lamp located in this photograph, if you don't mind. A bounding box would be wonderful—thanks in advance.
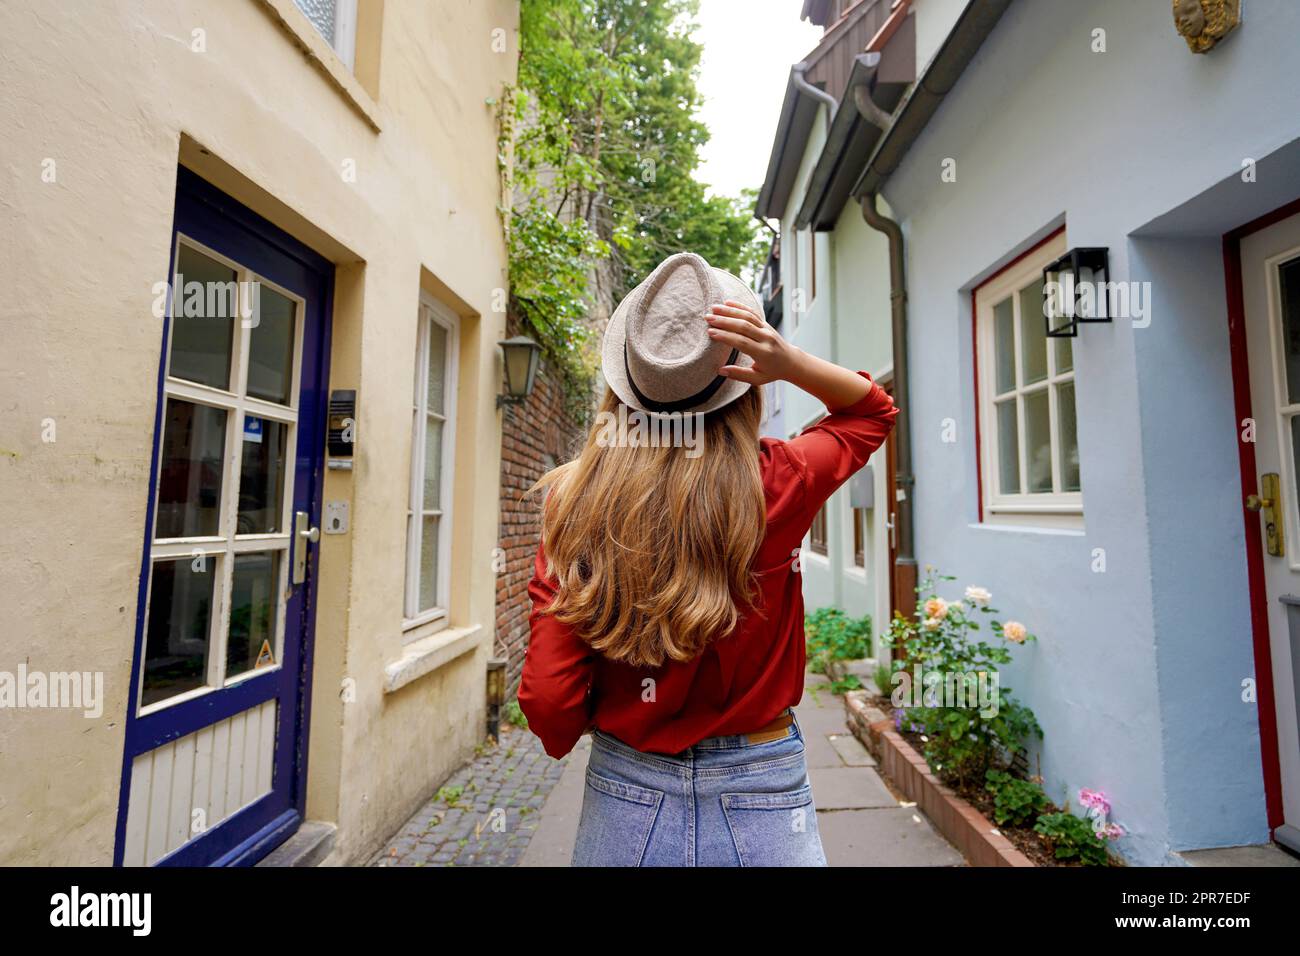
[497,335,542,408]
[1043,247,1110,338]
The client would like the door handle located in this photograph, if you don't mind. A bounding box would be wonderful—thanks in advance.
[1247,473,1284,557]
[293,511,319,584]
[886,511,896,550]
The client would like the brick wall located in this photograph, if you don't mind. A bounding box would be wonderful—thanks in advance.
[495,314,590,698]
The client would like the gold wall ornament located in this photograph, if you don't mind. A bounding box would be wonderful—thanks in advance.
[1172,0,1241,54]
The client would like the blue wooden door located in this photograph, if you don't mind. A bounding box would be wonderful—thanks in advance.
[114,168,334,866]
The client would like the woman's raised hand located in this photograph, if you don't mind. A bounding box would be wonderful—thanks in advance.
[705,299,798,386]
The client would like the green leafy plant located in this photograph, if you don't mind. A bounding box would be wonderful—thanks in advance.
[1034,812,1112,866]
[805,606,872,677]
[880,570,1042,789]
[503,699,528,728]
[873,662,893,696]
[984,769,1050,827]
[825,674,863,694]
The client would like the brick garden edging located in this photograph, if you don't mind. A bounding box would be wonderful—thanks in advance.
[844,691,1035,867]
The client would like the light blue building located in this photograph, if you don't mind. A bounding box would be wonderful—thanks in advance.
[759,0,1300,865]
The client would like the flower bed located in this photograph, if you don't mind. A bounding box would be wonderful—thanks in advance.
[852,570,1125,867]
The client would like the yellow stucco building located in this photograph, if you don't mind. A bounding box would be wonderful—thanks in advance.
[0,0,518,865]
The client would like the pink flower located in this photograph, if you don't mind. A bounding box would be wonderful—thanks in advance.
[1003,621,1027,643]
[1079,788,1111,815]
[1103,823,1126,841]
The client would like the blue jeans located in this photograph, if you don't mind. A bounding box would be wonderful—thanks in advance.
[572,709,828,867]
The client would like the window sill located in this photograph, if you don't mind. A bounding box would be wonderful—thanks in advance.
[255,0,381,133]
[969,520,1086,537]
[384,623,483,694]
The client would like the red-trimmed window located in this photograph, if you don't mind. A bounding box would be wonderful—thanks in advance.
[973,230,1082,527]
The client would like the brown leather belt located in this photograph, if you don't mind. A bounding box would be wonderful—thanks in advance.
[745,708,795,745]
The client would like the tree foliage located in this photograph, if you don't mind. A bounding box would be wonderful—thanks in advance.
[504,0,768,403]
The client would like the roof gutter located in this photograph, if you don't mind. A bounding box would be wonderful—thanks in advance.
[791,60,837,119]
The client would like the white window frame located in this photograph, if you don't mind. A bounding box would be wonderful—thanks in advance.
[975,232,1082,527]
[403,293,459,633]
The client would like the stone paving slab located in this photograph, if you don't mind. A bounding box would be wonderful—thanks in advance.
[828,731,876,767]
[802,729,845,769]
[809,765,899,809]
[818,806,966,867]
[1179,844,1300,867]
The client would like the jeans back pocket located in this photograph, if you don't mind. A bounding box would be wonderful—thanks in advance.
[721,783,826,867]
[571,767,665,867]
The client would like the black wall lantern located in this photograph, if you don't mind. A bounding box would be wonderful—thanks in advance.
[1043,247,1110,338]
[497,335,542,407]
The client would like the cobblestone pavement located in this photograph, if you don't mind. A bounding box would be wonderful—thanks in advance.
[368,721,573,867]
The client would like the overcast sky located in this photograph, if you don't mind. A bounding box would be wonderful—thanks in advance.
[693,0,824,202]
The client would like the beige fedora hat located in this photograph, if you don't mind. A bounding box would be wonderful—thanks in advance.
[601,252,763,416]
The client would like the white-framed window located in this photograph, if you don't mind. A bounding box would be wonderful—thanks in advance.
[293,0,358,70]
[404,294,458,631]
[975,232,1081,526]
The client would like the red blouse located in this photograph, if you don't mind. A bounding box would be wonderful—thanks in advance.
[518,371,898,758]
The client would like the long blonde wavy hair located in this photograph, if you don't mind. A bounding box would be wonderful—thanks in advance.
[533,384,766,668]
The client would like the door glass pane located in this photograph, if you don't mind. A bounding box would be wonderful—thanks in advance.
[423,418,443,510]
[143,558,215,706]
[426,320,448,415]
[1024,388,1053,493]
[1058,382,1080,492]
[419,515,440,611]
[1278,257,1300,405]
[227,552,281,679]
[994,297,1015,394]
[156,399,227,539]
[1289,416,1300,517]
[996,399,1020,495]
[248,285,297,405]
[237,417,288,534]
[1019,278,1048,385]
[170,244,236,390]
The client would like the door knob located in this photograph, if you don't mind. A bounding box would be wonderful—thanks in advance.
[293,511,319,584]
[1248,474,1284,557]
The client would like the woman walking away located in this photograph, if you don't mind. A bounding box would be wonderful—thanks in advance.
[519,251,898,867]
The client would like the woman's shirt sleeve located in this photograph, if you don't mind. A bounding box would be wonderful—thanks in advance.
[517,542,595,759]
[780,370,899,510]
